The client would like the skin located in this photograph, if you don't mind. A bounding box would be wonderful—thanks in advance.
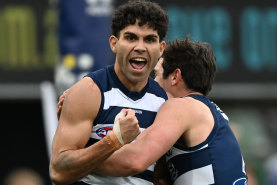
[152,58,173,98]
[50,21,165,185]
[111,21,165,91]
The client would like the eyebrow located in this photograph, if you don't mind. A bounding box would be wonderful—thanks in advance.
[145,34,159,39]
[123,32,137,37]
[123,31,159,39]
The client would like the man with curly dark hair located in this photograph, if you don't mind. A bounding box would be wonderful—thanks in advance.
[50,1,169,185]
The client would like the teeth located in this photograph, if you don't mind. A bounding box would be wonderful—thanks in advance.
[131,58,146,62]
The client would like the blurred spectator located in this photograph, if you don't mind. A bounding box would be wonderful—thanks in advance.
[227,107,273,185]
[230,122,258,185]
[265,154,277,185]
[4,168,45,185]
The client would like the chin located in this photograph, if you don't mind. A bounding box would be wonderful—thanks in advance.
[128,75,148,83]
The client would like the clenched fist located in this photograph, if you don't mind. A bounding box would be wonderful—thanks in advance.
[114,109,141,145]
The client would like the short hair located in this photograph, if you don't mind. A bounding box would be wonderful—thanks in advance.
[162,36,217,95]
[111,0,169,41]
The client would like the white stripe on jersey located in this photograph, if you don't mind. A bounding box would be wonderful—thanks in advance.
[81,172,153,185]
[103,88,166,112]
[166,144,208,161]
[174,165,214,185]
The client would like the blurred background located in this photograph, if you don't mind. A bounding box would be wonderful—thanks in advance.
[0,0,276,185]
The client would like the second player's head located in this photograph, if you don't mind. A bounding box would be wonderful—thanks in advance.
[161,36,217,96]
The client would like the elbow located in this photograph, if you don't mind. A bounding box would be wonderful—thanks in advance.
[113,155,148,176]
[128,157,149,175]
[49,164,70,185]
[50,168,64,185]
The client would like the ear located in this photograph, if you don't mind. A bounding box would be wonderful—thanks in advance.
[171,68,182,86]
[159,41,166,56]
[109,35,118,53]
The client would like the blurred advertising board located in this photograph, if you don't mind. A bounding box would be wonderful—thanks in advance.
[1,0,277,98]
[0,0,57,83]
[0,0,114,89]
[55,0,114,93]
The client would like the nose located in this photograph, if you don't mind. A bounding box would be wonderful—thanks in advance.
[134,40,146,53]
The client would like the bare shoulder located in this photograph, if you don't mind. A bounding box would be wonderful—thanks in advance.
[68,77,100,97]
[67,77,100,102]
[157,97,206,122]
[160,97,196,112]
[61,77,101,121]
[156,98,193,122]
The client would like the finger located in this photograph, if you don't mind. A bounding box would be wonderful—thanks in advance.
[57,98,62,107]
[113,111,126,146]
[59,89,68,101]
[57,105,62,120]
[120,108,128,114]
[61,91,66,98]
[58,97,64,105]
[124,109,135,117]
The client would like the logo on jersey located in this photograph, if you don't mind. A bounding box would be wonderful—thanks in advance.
[233,178,248,185]
[134,109,143,114]
[96,126,113,138]
[213,102,229,120]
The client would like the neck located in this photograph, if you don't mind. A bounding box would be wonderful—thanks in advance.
[184,91,202,97]
[114,64,148,92]
[173,89,202,98]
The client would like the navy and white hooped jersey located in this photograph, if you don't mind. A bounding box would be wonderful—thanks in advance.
[72,65,168,185]
[165,94,248,185]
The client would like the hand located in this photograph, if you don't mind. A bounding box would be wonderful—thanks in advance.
[57,89,69,120]
[116,109,141,144]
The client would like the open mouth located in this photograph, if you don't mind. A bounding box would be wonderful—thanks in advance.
[129,58,147,70]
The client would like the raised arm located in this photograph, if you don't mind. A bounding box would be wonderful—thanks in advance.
[94,98,192,176]
[49,77,140,185]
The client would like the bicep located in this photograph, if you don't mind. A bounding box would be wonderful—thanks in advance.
[52,78,101,155]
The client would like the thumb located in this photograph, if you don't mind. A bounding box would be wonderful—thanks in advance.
[113,110,127,145]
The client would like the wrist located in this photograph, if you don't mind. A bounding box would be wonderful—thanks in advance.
[104,131,123,151]
[113,111,126,145]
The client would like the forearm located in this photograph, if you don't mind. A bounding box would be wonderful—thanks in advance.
[93,120,180,177]
[93,100,186,178]
[93,144,143,177]
[50,132,121,185]
[93,130,161,176]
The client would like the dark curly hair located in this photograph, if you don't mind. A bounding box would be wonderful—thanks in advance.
[162,36,217,95]
[112,0,169,41]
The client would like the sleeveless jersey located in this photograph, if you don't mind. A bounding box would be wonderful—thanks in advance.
[165,94,248,185]
[72,65,168,185]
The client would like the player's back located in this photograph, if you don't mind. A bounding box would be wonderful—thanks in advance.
[165,94,248,185]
